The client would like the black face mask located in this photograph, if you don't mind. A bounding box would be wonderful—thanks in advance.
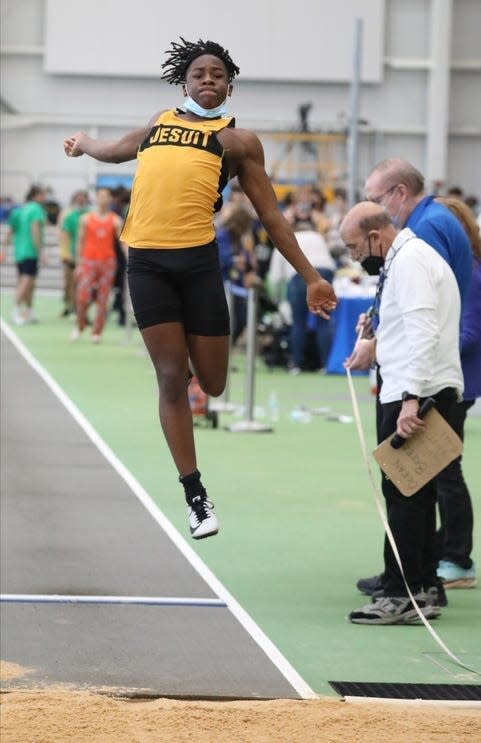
[361,255,385,276]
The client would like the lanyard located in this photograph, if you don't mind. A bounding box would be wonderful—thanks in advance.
[371,232,417,332]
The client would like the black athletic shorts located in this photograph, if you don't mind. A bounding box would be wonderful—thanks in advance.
[16,258,38,276]
[127,241,230,335]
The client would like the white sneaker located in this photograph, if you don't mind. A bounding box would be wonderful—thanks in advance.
[70,328,81,342]
[91,334,101,344]
[11,308,25,326]
[187,493,219,539]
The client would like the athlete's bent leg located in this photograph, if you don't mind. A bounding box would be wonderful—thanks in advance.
[187,334,230,397]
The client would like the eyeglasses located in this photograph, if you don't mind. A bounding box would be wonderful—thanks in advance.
[368,185,398,206]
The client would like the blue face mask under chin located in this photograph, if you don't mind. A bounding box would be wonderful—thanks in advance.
[391,200,405,229]
[183,93,228,119]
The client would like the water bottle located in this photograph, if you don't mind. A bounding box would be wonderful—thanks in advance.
[289,406,312,424]
[268,391,280,422]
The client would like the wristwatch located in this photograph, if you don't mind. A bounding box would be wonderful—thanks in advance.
[402,391,419,402]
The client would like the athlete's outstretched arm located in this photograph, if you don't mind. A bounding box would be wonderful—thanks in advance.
[64,112,162,163]
[64,128,148,163]
[236,130,337,317]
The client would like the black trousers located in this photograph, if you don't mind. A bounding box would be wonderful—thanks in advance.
[435,399,474,569]
[379,387,459,596]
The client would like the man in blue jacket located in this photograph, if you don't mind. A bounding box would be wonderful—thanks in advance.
[364,159,471,303]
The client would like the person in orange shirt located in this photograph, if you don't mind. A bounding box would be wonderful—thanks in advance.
[72,187,124,343]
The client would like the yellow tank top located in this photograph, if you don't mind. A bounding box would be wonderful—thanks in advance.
[120,110,234,248]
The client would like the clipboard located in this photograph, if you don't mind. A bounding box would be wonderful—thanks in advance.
[372,407,463,497]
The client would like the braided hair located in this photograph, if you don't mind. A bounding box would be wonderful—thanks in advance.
[161,37,240,85]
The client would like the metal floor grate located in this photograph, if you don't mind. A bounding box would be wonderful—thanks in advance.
[329,682,481,701]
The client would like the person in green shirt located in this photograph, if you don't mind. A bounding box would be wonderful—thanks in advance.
[5,185,47,325]
[58,189,90,316]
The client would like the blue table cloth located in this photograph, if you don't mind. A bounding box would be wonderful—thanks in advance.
[326,296,374,374]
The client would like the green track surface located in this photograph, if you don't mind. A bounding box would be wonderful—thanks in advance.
[2,293,480,695]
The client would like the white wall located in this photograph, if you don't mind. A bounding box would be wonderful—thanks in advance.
[1,0,480,205]
[44,0,385,82]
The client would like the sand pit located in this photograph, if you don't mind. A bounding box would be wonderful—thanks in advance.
[0,662,31,681]
[2,660,480,743]
[1,688,480,743]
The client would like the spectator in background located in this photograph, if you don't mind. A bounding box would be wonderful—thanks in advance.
[59,189,90,317]
[326,187,349,266]
[216,205,258,344]
[0,196,19,223]
[233,180,256,211]
[3,185,46,325]
[434,196,481,589]
[110,186,131,326]
[43,187,61,225]
[71,187,124,343]
[284,184,330,237]
[464,195,479,217]
[252,220,274,280]
[446,185,464,200]
[309,186,330,236]
[269,203,336,373]
[280,191,295,212]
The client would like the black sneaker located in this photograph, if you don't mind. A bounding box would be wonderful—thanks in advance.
[425,579,448,608]
[356,573,383,595]
[187,492,219,540]
[435,578,448,607]
[348,594,441,625]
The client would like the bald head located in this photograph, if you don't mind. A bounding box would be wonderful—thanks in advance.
[341,202,392,237]
[340,201,397,264]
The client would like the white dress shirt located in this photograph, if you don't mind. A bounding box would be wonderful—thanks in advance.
[376,228,463,403]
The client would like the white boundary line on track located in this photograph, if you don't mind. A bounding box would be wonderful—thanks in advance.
[1,318,317,700]
[0,594,226,607]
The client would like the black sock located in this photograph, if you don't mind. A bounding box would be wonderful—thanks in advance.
[179,469,205,503]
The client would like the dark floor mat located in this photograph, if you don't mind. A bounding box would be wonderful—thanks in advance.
[329,681,481,700]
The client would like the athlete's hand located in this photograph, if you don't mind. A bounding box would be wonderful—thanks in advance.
[64,132,88,158]
[306,278,337,320]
